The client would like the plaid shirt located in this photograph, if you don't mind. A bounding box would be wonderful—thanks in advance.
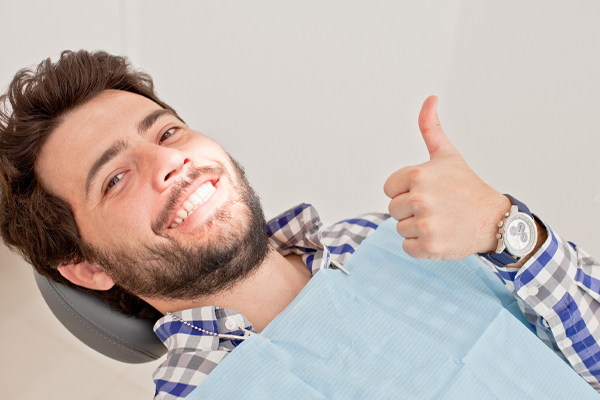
[153,203,600,399]
[480,217,600,391]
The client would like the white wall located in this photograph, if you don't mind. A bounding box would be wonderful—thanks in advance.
[0,1,598,399]
[135,0,464,224]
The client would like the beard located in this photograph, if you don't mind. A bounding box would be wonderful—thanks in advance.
[86,156,271,301]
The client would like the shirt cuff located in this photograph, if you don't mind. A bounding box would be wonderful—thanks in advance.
[512,218,579,320]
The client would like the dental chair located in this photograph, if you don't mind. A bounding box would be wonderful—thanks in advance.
[33,268,165,363]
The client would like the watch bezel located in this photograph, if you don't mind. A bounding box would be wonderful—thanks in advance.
[503,212,537,257]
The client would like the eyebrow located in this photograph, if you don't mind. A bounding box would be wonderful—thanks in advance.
[137,109,179,135]
[85,140,129,199]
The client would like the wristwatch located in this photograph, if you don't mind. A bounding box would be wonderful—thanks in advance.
[479,194,538,268]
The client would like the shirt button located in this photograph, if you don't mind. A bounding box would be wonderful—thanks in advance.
[563,338,573,347]
[225,319,238,330]
[542,318,550,328]
[528,286,539,296]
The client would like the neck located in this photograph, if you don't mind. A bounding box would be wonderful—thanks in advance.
[145,249,312,332]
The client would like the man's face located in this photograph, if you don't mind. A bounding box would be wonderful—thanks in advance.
[36,90,269,299]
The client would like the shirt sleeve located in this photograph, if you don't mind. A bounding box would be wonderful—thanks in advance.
[481,218,600,391]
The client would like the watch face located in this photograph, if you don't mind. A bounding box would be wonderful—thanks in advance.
[504,213,537,257]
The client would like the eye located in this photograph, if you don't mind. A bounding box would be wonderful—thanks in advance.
[159,127,179,144]
[105,172,125,194]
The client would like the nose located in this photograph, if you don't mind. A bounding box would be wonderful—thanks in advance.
[141,143,191,192]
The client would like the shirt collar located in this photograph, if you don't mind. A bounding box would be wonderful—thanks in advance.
[154,306,255,351]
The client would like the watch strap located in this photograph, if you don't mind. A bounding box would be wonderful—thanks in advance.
[482,248,519,267]
[504,194,532,217]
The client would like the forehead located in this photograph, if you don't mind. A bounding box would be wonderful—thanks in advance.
[36,90,162,201]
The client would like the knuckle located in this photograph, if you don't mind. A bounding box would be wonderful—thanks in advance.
[409,192,430,213]
[416,217,435,234]
[420,238,438,255]
[407,167,422,184]
[416,218,429,233]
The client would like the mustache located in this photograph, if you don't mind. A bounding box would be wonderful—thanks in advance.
[151,165,226,235]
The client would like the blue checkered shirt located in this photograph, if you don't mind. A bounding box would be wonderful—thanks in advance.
[152,203,600,399]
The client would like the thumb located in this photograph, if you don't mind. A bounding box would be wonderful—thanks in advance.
[418,95,457,159]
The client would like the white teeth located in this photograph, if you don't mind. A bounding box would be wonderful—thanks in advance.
[189,193,202,205]
[176,209,188,219]
[169,181,217,228]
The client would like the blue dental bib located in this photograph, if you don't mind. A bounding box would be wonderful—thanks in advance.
[187,218,598,399]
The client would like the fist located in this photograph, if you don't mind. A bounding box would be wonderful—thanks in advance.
[383,96,510,261]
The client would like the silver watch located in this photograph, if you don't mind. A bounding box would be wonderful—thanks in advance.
[495,204,538,258]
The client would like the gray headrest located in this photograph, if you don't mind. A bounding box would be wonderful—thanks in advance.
[33,268,166,363]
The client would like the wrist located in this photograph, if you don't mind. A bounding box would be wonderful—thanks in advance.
[480,193,512,254]
[478,194,543,270]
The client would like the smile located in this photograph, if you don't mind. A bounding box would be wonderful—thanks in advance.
[169,181,217,228]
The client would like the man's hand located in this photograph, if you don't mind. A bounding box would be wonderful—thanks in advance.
[383,96,511,261]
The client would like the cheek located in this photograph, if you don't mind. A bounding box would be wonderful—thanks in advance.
[191,136,229,159]
[77,196,155,249]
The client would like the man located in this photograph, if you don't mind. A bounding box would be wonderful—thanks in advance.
[0,50,598,399]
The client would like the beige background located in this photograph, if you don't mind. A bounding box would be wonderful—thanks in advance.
[0,1,598,398]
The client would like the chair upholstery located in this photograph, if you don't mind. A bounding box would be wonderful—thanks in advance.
[33,268,166,363]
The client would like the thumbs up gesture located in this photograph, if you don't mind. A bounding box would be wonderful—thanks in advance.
[383,96,511,261]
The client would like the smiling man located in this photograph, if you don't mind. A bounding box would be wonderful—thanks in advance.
[1,50,599,399]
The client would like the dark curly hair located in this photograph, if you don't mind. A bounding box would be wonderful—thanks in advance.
[0,50,181,320]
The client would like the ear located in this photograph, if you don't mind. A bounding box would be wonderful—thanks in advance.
[58,261,115,291]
